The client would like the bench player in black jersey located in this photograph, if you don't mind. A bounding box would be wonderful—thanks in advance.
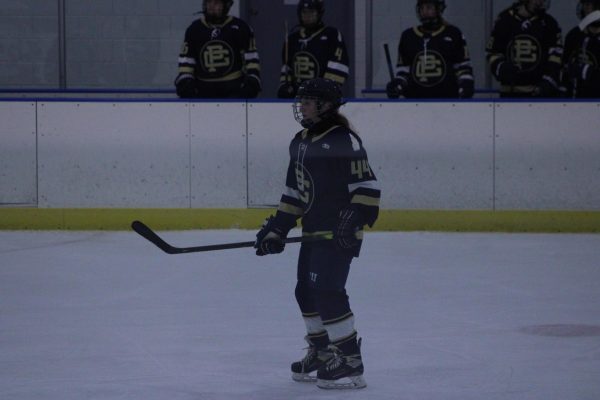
[277,0,349,99]
[563,0,600,97]
[486,0,563,98]
[386,0,474,99]
[175,0,261,98]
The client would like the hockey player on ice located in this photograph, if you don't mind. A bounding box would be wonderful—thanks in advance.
[254,78,380,389]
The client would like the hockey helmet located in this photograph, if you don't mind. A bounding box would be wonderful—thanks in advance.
[203,0,233,22]
[577,0,600,19]
[297,0,325,27]
[293,78,344,128]
[416,0,446,29]
[517,0,551,14]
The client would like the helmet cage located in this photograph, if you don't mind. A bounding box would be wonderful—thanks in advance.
[292,78,344,128]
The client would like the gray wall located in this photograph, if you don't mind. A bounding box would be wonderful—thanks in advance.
[0,1,584,93]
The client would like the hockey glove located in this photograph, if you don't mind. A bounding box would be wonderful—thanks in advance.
[569,62,591,82]
[496,61,521,84]
[334,206,364,250]
[277,82,296,98]
[255,216,288,256]
[533,78,560,98]
[239,75,260,99]
[176,78,199,98]
[458,79,474,99]
[385,78,404,99]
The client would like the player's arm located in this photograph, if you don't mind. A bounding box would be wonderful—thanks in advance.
[486,15,520,84]
[278,36,296,98]
[386,33,411,98]
[174,27,199,98]
[240,23,261,97]
[323,29,349,85]
[537,20,563,96]
[453,31,475,98]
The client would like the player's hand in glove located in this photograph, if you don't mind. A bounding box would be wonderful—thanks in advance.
[175,78,199,98]
[334,206,364,249]
[255,216,287,256]
[458,79,474,99]
[277,82,296,98]
[385,78,404,99]
[240,75,260,98]
[496,61,521,84]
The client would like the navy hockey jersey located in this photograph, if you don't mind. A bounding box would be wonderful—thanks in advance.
[563,26,600,98]
[280,25,349,88]
[176,16,260,86]
[394,23,474,98]
[275,121,380,256]
[487,7,562,96]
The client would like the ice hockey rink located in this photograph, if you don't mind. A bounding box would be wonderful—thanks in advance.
[1,229,599,400]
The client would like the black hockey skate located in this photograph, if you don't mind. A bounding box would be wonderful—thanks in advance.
[316,337,366,389]
[291,336,333,382]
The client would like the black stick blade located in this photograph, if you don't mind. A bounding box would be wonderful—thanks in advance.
[131,220,180,254]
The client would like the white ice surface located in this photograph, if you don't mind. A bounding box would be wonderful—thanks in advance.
[1,229,600,400]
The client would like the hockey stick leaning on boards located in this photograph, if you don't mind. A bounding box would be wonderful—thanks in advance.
[131,220,331,254]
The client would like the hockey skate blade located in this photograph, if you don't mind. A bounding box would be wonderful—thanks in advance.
[292,372,317,382]
[316,375,367,389]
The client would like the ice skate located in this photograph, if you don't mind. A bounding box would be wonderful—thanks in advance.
[316,338,366,389]
[291,336,333,382]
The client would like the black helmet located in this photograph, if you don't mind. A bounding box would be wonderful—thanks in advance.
[416,0,446,30]
[203,0,233,23]
[516,0,551,14]
[577,0,600,19]
[297,0,324,27]
[293,78,344,128]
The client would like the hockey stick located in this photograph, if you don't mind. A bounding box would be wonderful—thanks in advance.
[131,220,330,254]
[383,43,395,81]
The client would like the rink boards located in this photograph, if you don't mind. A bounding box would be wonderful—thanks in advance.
[1,99,599,230]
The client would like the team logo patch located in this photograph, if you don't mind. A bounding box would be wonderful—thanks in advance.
[411,49,447,87]
[508,34,541,72]
[199,40,234,76]
[294,161,315,212]
[293,51,320,81]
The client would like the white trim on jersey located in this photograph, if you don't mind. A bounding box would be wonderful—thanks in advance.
[284,186,301,200]
[348,179,380,193]
[179,56,196,65]
[327,61,349,74]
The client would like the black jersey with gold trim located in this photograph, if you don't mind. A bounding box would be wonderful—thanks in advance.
[176,16,260,84]
[280,25,349,87]
[486,8,562,95]
[563,26,600,98]
[275,121,380,251]
[395,24,474,98]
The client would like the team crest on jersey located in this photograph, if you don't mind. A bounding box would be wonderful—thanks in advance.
[412,50,447,87]
[507,34,541,72]
[199,40,234,75]
[293,51,320,81]
[569,49,597,68]
[294,161,315,212]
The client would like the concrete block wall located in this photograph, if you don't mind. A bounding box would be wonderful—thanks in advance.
[0,0,239,89]
[0,1,584,92]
